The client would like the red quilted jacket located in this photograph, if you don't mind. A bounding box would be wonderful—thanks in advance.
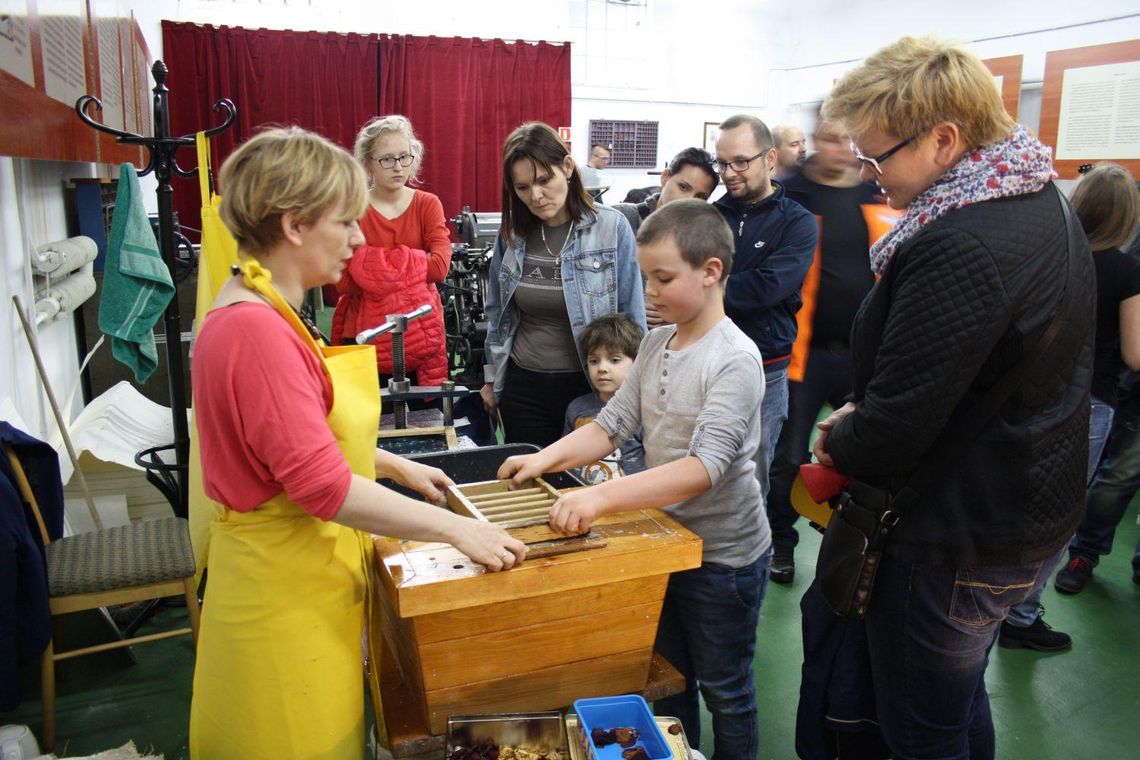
[331,243,448,386]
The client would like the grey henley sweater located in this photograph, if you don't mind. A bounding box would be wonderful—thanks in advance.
[594,318,771,568]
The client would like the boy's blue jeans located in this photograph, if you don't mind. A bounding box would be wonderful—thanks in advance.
[653,549,771,760]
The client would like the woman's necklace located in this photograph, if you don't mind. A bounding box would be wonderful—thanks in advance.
[540,220,575,266]
[230,263,324,342]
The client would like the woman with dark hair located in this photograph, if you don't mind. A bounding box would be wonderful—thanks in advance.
[480,122,646,446]
[613,146,721,234]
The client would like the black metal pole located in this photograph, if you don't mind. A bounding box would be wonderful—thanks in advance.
[150,61,190,516]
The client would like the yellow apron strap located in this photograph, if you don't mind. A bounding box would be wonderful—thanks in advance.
[196,132,212,203]
[237,259,328,359]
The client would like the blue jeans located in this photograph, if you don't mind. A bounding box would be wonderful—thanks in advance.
[1070,400,1140,572]
[653,550,771,760]
[754,369,789,504]
[865,552,1061,759]
[1007,397,1114,626]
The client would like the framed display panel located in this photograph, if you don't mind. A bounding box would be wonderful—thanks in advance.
[0,0,141,164]
[1039,39,1140,179]
[982,55,1022,121]
[702,121,719,153]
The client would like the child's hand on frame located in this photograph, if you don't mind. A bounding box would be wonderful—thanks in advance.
[497,454,546,488]
[548,488,607,535]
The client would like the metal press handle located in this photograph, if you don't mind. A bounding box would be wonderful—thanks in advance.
[355,304,432,345]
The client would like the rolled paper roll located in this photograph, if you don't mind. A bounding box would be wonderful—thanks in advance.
[31,236,98,276]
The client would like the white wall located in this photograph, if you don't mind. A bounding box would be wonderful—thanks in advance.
[1,158,97,439]
[772,3,1140,138]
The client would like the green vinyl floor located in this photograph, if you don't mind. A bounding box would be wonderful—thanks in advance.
[4,516,1139,759]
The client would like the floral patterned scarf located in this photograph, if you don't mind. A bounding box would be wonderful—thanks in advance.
[869,125,1056,274]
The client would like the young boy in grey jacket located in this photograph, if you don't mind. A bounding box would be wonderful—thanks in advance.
[499,199,772,759]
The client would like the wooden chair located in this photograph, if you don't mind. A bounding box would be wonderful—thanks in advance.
[4,445,199,751]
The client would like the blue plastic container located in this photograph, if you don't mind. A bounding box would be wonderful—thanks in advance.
[572,695,671,760]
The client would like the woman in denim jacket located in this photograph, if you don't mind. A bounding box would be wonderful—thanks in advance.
[480,122,646,446]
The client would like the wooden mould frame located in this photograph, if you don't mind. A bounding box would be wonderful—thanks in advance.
[446,477,562,528]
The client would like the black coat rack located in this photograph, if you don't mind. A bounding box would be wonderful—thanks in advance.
[75,60,235,519]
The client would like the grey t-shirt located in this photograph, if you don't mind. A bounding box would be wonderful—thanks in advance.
[510,221,580,372]
[563,391,647,482]
[594,318,771,568]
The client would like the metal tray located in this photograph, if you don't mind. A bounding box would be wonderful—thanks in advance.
[447,711,569,758]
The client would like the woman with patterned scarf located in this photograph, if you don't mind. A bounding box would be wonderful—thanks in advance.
[802,37,1096,759]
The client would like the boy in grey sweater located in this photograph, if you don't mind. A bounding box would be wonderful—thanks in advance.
[499,199,771,758]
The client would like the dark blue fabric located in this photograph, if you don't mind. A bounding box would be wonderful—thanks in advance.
[0,422,65,710]
[652,550,771,760]
[715,182,817,370]
[796,580,885,760]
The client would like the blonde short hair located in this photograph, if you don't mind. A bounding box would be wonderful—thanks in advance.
[354,114,425,185]
[1070,163,1140,251]
[218,127,367,256]
[823,36,1015,150]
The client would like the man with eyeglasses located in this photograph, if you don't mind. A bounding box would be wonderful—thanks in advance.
[581,143,612,202]
[713,114,818,536]
[765,118,901,584]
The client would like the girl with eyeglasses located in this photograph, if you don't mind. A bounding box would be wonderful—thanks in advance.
[331,115,450,392]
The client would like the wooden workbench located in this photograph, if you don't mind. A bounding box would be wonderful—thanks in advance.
[369,507,703,751]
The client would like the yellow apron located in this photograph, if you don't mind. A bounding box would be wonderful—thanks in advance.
[189,261,381,760]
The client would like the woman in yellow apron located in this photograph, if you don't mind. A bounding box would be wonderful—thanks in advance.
[188,127,527,760]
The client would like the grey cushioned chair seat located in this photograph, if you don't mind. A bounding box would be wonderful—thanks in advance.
[45,516,196,596]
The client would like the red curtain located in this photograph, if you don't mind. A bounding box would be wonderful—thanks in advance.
[159,24,570,237]
[380,35,571,217]
[161,21,380,235]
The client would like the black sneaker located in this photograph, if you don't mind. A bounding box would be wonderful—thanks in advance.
[998,616,1072,652]
[1054,556,1094,595]
[770,545,795,584]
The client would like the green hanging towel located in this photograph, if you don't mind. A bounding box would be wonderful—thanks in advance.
[98,163,174,383]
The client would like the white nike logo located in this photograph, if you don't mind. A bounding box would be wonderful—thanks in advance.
[754,241,766,248]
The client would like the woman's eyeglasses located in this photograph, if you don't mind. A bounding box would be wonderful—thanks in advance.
[850,137,914,175]
[371,154,415,169]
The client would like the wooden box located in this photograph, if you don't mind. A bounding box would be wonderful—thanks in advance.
[370,478,702,737]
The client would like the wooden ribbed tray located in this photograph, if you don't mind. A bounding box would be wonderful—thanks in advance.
[445,477,603,554]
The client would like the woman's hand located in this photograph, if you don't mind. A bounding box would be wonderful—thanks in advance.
[497,454,548,488]
[450,519,528,572]
[813,401,856,467]
[645,302,668,329]
[480,383,497,413]
[548,488,607,535]
[393,459,454,505]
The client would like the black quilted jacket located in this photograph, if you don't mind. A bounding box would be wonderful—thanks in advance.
[826,185,1095,566]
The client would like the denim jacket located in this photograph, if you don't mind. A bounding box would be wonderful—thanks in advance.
[483,205,647,391]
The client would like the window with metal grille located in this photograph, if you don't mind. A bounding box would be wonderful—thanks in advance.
[588,120,658,169]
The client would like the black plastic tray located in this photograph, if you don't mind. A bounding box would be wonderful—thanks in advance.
[379,444,584,499]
